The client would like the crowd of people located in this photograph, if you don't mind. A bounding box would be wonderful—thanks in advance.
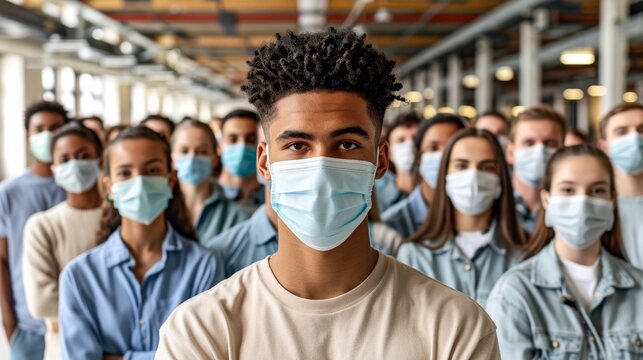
[0,27,642,359]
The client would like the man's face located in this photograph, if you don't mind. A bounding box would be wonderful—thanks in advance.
[219,117,258,150]
[602,109,643,155]
[257,91,388,181]
[507,119,563,165]
[28,111,65,138]
[142,119,173,141]
[475,115,508,137]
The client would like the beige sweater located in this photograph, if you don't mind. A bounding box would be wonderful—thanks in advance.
[156,253,500,360]
[23,201,102,360]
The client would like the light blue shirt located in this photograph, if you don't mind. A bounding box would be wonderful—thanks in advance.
[396,228,520,308]
[374,171,406,215]
[0,171,65,334]
[514,191,538,235]
[59,224,221,359]
[195,184,249,244]
[381,186,428,239]
[220,183,265,215]
[619,196,643,269]
[206,205,278,277]
[487,242,643,359]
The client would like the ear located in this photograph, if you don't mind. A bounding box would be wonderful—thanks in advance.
[211,153,220,171]
[257,141,271,181]
[597,138,609,154]
[217,143,223,157]
[539,189,550,211]
[168,169,178,190]
[103,176,113,197]
[505,140,515,166]
[375,139,390,180]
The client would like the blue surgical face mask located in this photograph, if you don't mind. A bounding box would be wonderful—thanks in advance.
[609,132,643,175]
[176,155,212,185]
[111,176,173,225]
[419,151,442,188]
[53,159,100,194]
[29,131,54,163]
[545,195,614,249]
[270,156,376,251]
[221,144,257,178]
[514,144,556,187]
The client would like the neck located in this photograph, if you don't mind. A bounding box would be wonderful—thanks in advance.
[420,180,433,207]
[219,170,260,199]
[395,172,416,194]
[180,180,212,205]
[615,169,643,197]
[31,161,53,177]
[454,208,493,232]
[67,185,103,210]
[120,215,166,255]
[512,175,540,212]
[269,220,378,299]
[554,235,601,266]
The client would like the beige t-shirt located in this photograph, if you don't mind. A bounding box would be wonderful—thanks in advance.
[23,201,102,360]
[156,253,500,360]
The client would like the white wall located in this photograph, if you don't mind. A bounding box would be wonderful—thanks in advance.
[0,54,27,181]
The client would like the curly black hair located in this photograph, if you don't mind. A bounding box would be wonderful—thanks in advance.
[24,101,70,130]
[242,27,404,129]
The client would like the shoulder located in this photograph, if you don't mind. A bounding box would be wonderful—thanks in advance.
[488,257,536,304]
[396,241,437,264]
[59,243,107,288]
[206,217,252,249]
[176,234,218,263]
[381,198,411,221]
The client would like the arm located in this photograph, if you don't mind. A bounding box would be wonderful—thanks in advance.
[486,283,535,360]
[0,236,16,342]
[59,267,103,359]
[23,216,61,320]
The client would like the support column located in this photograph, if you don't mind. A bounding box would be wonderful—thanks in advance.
[430,62,443,109]
[414,70,427,110]
[447,54,462,111]
[475,37,493,112]
[577,96,589,132]
[599,0,629,115]
[520,15,541,107]
[0,55,27,179]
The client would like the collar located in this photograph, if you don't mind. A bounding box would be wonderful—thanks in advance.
[408,186,429,225]
[249,205,278,246]
[428,222,505,260]
[105,222,184,269]
[530,241,635,290]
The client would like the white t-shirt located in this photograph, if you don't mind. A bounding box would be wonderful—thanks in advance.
[23,201,102,360]
[619,196,643,269]
[156,253,500,360]
[560,256,600,311]
[455,226,495,259]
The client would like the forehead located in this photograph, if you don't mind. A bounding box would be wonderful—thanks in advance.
[30,111,65,125]
[551,155,610,183]
[222,117,258,131]
[476,115,506,127]
[450,137,496,159]
[514,119,562,139]
[422,123,460,143]
[605,109,643,130]
[110,139,166,165]
[267,91,374,139]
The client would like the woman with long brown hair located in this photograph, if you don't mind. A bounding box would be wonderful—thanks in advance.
[397,128,526,307]
[58,126,222,359]
[487,145,643,359]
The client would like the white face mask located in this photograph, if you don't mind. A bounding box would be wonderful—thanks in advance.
[419,151,442,188]
[53,159,101,194]
[446,169,502,215]
[514,144,556,187]
[545,195,614,249]
[390,140,416,174]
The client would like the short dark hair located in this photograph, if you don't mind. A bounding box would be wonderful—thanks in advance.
[475,110,509,126]
[221,109,260,131]
[24,101,69,130]
[242,28,403,131]
[414,113,469,151]
[79,116,104,128]
[51,121,103,158]
[600,103,643,138]
[509,106,566,142]
[385,112,422,143]
[140,114,176,135]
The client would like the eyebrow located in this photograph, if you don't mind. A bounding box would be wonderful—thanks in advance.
[557,180,609,186]
[276,130,314,142]
[330,126,370,140]
[115,158,163,169]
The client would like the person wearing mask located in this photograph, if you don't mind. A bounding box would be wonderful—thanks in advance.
[156,28,499,359]
[0,101,68,359]
[171,120,248,244]
[217,109,264,214]
[22,122,103,360]
[59,127,222,359]
[506,106,566,234]
[140,114,175,141]
[375,112,421,213]
[598,103,643,268]
[381,114,468,238]
[487,144,643,359]
[474,110,510,149]
[565,129,589,147]
[209,117,223,144]
[105,125,128,144]
[80,116,105,141]
[397,129,526,307]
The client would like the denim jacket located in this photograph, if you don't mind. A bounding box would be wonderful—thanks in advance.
[396,225,521,308]
[487,241,643,359]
